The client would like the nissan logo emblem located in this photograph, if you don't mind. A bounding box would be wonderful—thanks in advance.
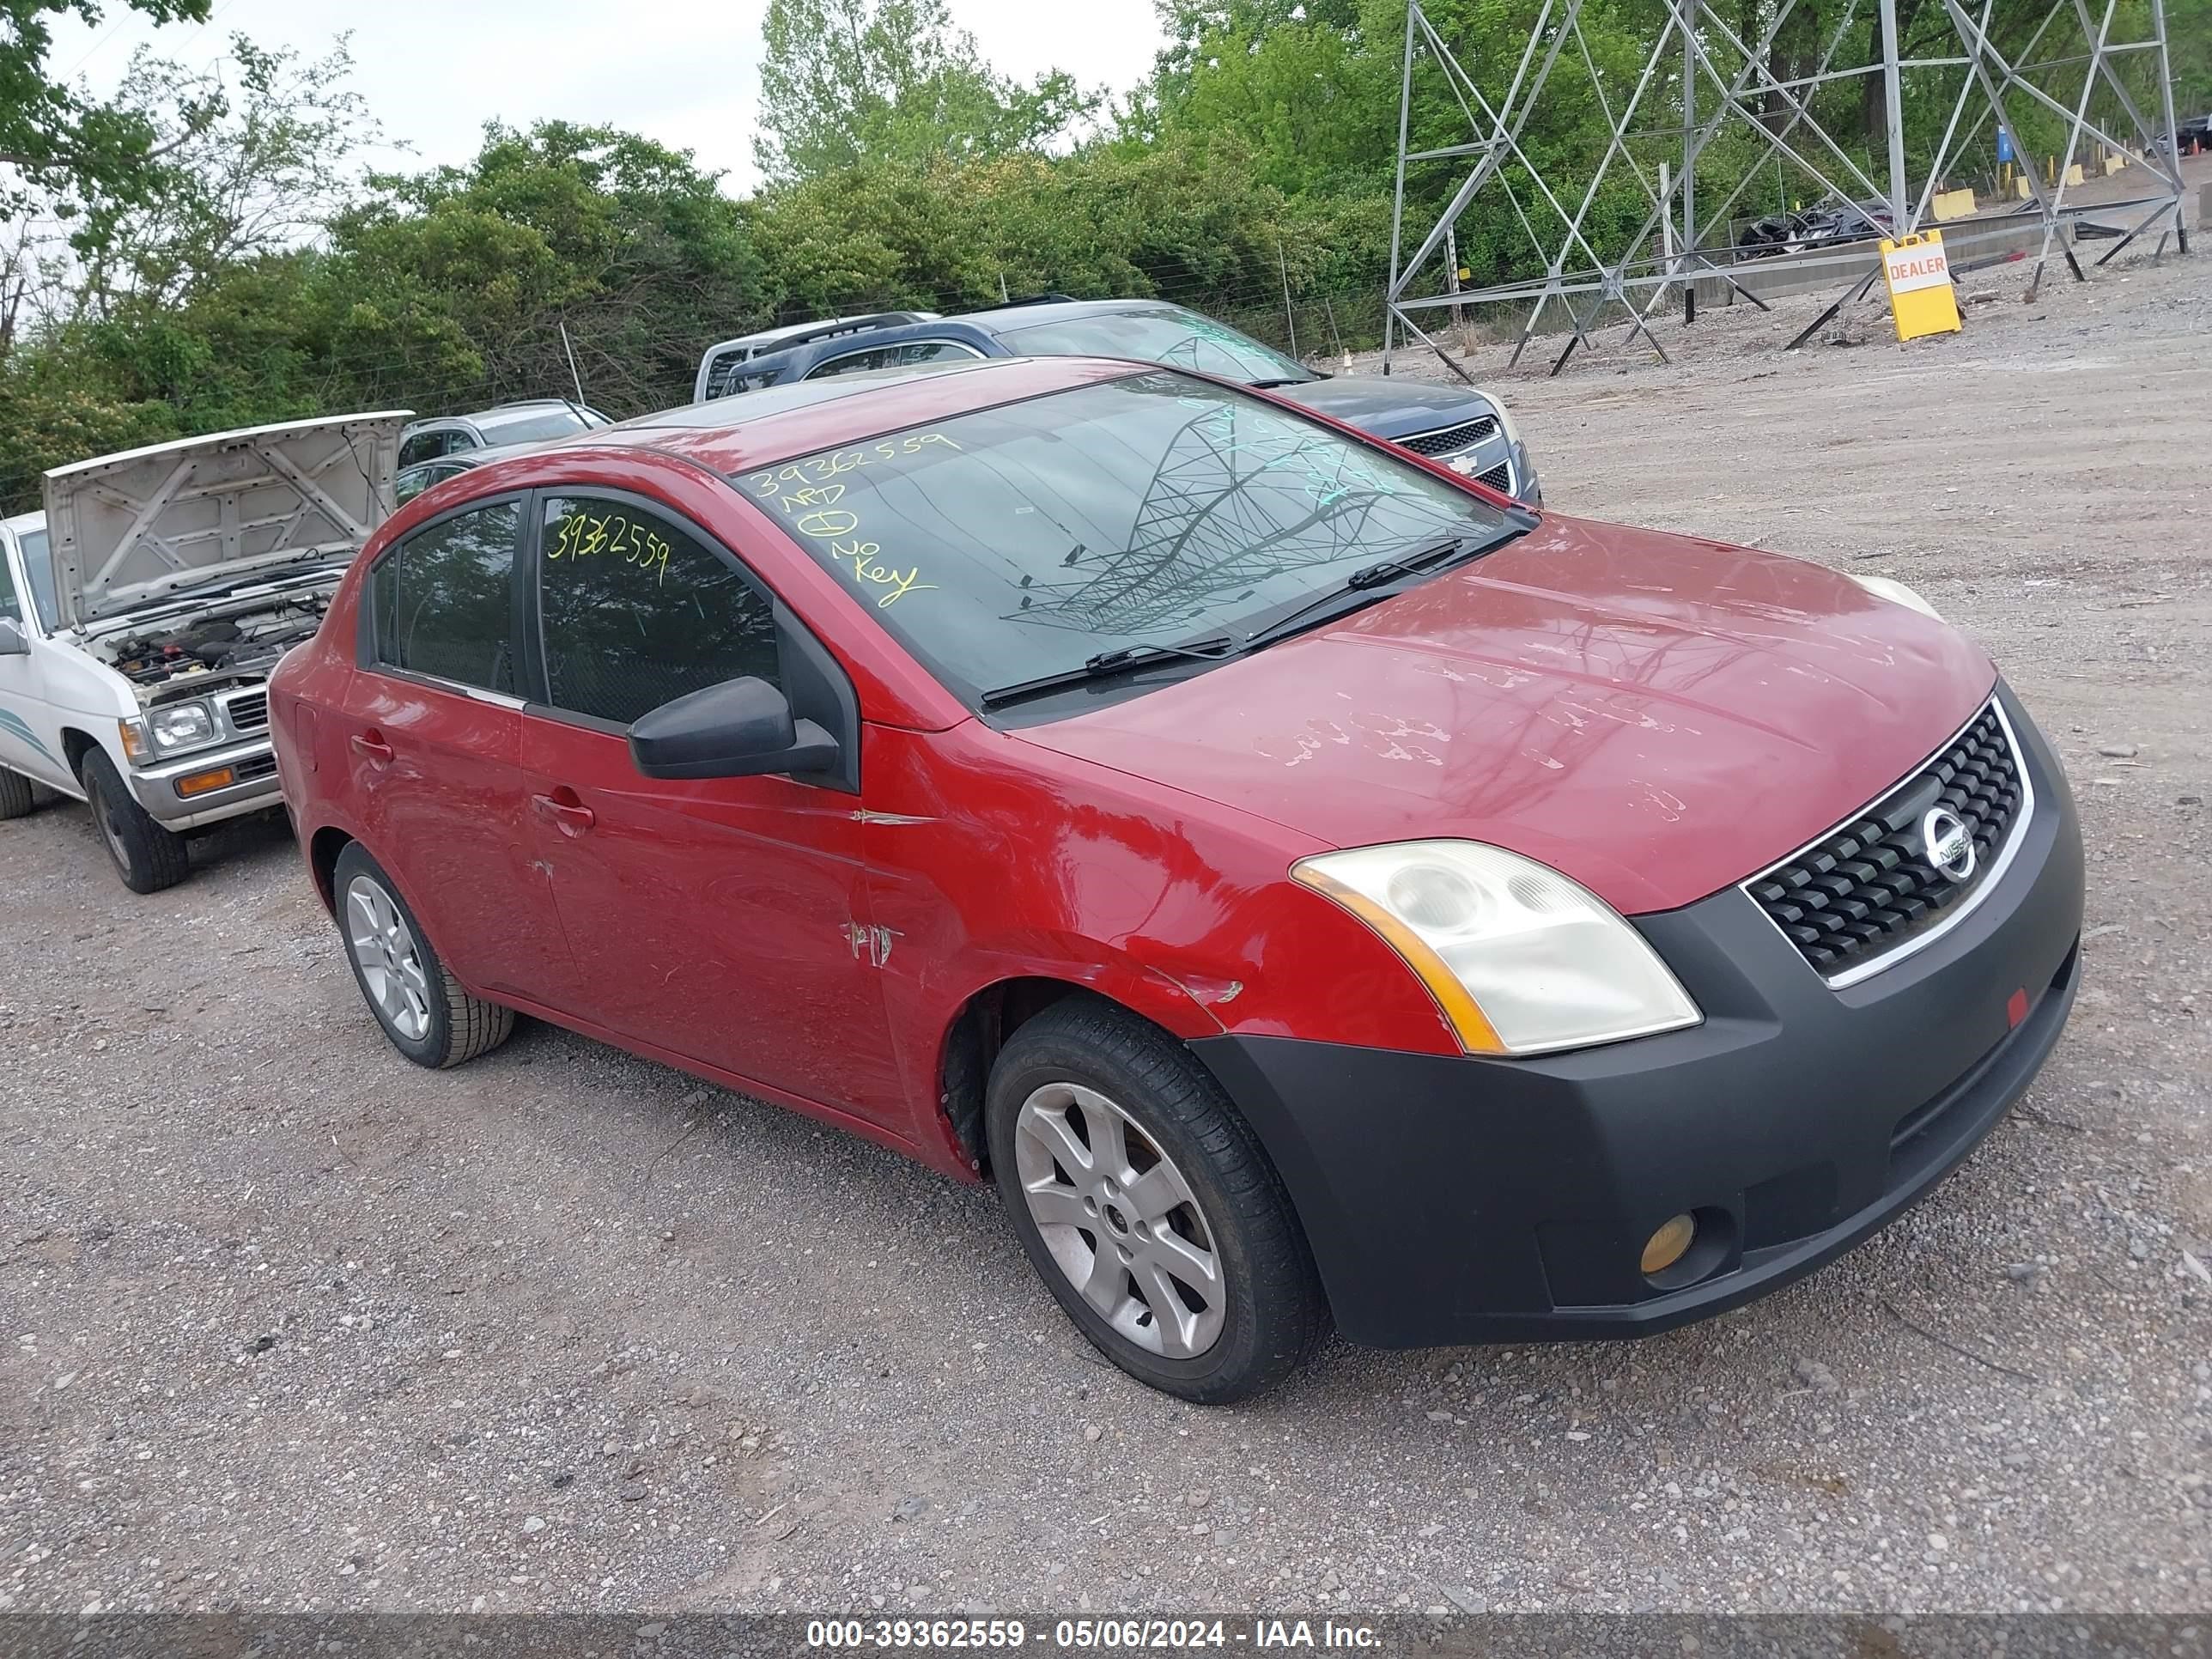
[1920,806,1977,883]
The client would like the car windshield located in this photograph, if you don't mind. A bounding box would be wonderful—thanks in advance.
[19,527,58,631]
[475,406,600,444]
[998,310,1315,386]
[742,370,1511,708]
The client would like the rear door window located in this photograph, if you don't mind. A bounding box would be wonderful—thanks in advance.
[398,431,450,470]
[368,501,522,693]
[532,495,781,726]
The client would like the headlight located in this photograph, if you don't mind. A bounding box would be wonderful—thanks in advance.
[145,699,219,755]
[1848,571,1942,620]
[1292,840,1701,1055]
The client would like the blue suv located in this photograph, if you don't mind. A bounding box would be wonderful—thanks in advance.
[692,299,1540,504]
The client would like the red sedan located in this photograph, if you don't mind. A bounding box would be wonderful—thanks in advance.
[270,357,2082,1401]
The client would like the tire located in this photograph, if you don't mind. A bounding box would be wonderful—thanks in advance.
[331,842,514,1069]
[986,996,1329,1403]
[78,747,190,893]
[0,766,34,820]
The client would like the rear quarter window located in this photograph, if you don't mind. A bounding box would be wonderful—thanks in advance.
[369,501,522,694]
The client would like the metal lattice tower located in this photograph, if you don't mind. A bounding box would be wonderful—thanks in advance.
[1382,0,2190,374]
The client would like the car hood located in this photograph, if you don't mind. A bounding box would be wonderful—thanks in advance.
[43,411,410,626]
[1010,514,1996,915]
[1273,375,1501,442]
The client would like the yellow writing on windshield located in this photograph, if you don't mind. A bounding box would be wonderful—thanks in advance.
[830,539,933,609]
[747,430,962,498]
[745,432,960,611]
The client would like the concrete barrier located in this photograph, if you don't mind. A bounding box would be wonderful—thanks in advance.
[1687,212,2070,309]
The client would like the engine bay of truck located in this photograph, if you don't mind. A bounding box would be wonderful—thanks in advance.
[91,584,332,706]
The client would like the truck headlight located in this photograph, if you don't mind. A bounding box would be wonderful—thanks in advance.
[145,698,219,756]
[1292,840,1701,1056]
[1848,571,1942,620]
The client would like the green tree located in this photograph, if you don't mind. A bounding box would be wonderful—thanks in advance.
[322,121,764,416]
[70,34,380,314]
[754,0,1094,181]
[0,0,215,215]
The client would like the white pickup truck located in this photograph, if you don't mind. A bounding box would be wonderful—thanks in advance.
[0,412,407,891]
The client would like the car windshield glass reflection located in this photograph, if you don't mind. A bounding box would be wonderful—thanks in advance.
[743,371,1508,708]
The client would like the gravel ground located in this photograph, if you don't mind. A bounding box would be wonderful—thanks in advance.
[3,231,2210,1623]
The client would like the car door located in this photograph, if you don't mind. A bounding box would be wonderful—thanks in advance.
[514,489,908,1128]
[0,535,68,788]
[343,495,575,1007]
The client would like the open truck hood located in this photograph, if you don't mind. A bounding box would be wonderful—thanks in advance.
[42,411,410,628]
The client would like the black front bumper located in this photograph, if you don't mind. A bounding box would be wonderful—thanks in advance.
[1192,683,2085,1349]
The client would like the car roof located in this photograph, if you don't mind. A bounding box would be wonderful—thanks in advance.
[465,356,1151,484]
[950,298,1185,335]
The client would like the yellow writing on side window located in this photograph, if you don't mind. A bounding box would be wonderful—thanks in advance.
[546,510,672,584]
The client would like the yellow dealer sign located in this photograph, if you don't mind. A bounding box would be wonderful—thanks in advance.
[1880,230,1962,342]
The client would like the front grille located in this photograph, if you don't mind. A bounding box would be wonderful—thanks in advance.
[1474,459,1513,493]
[1745,701,2028,981]
[1398,416,1498,457]
[224,690,270,732]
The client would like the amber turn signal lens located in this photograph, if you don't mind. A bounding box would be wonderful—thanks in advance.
[1641,1213,1697,1276]
[175,766,235,798]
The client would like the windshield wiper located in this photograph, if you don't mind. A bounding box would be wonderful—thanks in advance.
[1237,534,1492,654]
[980,634,1240,710]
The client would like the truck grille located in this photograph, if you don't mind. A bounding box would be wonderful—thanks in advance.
[1398,416,1498,457]
[1744,700,2029,983]
[223,690,270,732]
[1474,459,1512,493]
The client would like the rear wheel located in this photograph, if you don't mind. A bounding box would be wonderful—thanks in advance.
[332,842,514,1069]
[986,997,1328,1403]
[0,766,34,820]
[78,747,189,893]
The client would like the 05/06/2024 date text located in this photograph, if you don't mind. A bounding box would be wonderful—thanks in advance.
[805,1618,1387,1651]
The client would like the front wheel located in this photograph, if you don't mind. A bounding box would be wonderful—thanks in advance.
[78,747,189,892]
[986,997,1329,1403]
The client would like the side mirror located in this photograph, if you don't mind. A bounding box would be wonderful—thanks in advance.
[629,676,840,781]
[0,617,27,656]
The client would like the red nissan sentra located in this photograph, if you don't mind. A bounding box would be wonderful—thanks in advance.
[270,357,2082,1402]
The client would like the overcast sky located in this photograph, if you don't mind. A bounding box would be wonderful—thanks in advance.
[46,0,1165,197]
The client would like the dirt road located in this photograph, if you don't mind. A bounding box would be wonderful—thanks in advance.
[3,241,2209,1620]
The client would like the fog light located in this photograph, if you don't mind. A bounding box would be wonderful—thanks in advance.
[175,766,235,798]
[1641,1213,1697,1276]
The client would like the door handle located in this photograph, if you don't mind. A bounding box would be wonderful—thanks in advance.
[531,791,596,836]
[351,732,393,763]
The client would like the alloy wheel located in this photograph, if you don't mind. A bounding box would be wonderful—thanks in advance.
[344,874,433,1042]
[1012,1081,1226,1358]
